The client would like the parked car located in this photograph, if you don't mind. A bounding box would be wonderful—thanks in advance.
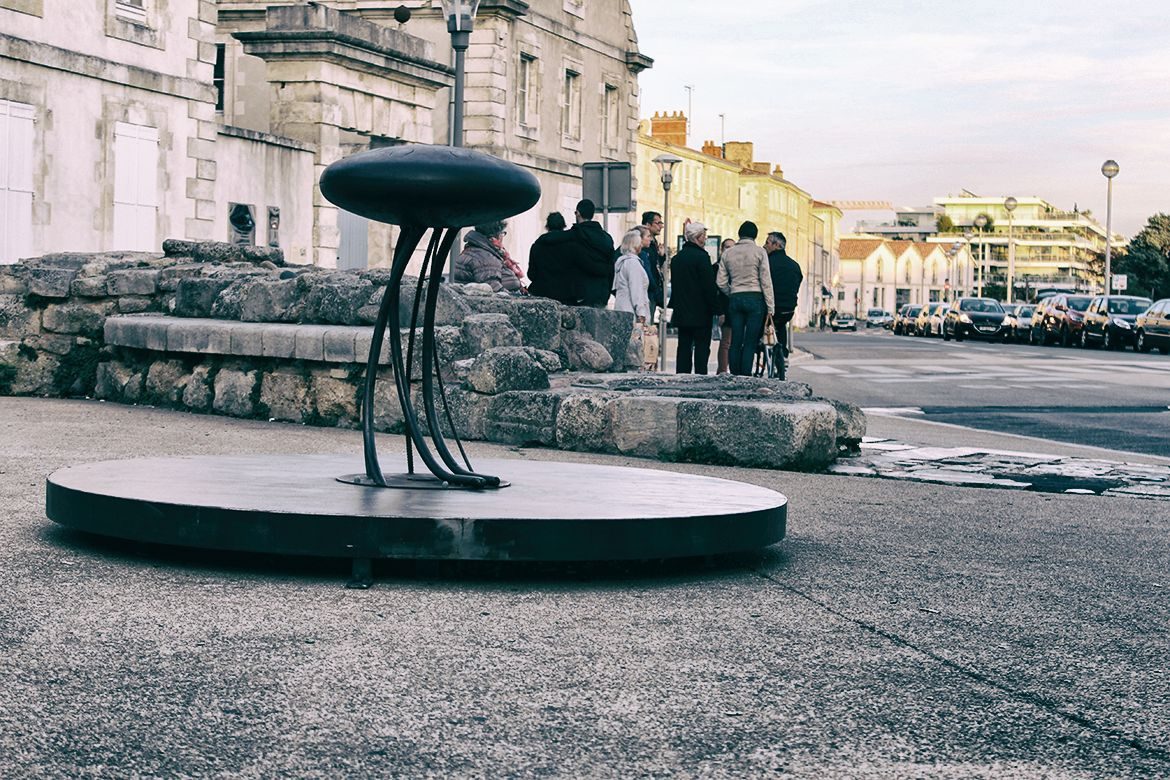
[915,301,947,337]
[865,308,893,329]
[893,304,923,335]
[831,312,857,331]
[1080,295,1152,350]
[1134,298,1170,354]
[942,297,1008,341]
[1002,303,1035,342]
[1029,292,1092,346]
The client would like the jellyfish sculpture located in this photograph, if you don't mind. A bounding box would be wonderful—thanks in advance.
[319,145,540,490]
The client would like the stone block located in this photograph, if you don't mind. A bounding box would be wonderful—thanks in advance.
[405,325,466,380]
[107,269,159,296]
[70,276,108,297]
[23,333,80,356]
[183,365,213,410]
[677,400,838,470]
[167,320,233,354]
[311,373,358,425]
[294,325,331,362]
[0,294,38,339]
[212,368,259,417]
[7,350,59,396]
[433,385,492,440]
[41,302,111,337]
[555,392,619,453]
[240,278,299,322]
[157,264,205,292]
[117,296,152,313]
[510,297,561,350]
[145,360,190,406]
[607,396,682,459]
[104,317,147,350]
[463,347,549,395]
[561,330,612,372]
[229,324,263,356]
[94,361,144,402]
[260,372,313,422]
[397,279,471,327]
[575,307,635,372]
[304,278,374,325]
[323,328,358,363]
[830,399,867,451]
[370,370,406,433]
[462,313,521,354]
[175,277,233,318]
[354,330,393,366]
[28,267,78,298]
[261,325,300,359]
[0,265,29,295]
[522,347,564,373]
[484,390,561,446]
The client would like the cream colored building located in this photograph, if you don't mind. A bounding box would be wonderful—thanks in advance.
[838,237,972,315]
[636,113,840,327]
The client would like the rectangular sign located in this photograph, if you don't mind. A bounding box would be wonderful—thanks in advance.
[582,162,633,212]
[1112,273,1127,291]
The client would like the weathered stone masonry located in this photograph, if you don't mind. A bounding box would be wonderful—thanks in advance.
[1,241,864,470]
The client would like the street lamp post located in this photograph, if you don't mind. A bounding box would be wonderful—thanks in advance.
[950,240,963,301]
[974,214,988,297]
[441,1,480,282]
[962,231,973,296]
[1004,196,1018,304]
[653,153,682,372]
[1102,159,1119,295]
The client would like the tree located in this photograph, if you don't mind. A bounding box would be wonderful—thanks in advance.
[936,214,955,233]
[1117,214,1170,299]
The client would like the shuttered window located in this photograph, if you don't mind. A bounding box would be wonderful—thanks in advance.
[0,100,35,264]
[112,121,159,251]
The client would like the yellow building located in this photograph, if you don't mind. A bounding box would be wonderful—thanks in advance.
[636,113,839,326]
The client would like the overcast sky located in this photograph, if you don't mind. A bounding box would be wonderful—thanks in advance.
[629,0,1168,237]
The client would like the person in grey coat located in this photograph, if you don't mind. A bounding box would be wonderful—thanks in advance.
[613,228,651,322]
[453,220,521,293]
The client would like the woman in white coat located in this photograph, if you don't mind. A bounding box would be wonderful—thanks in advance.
[612,228,651,323]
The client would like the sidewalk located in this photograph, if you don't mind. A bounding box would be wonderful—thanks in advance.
[1,397,1167,777]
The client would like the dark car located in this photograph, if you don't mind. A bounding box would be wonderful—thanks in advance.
[1134,298,1170,354]
[1079,295,1152,350]
[942,297,1007,342]
[1002,303,1035,342]
[893,304,923,335]
[1030,293,1092,346]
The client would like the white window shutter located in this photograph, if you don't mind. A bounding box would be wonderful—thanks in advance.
[113,121,159,251]
[0,100,35,264]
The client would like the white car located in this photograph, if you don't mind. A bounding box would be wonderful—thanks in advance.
[832,312,857,331]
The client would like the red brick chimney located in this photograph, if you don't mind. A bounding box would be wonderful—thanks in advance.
[701,140,723,159]
[649,111,687,147]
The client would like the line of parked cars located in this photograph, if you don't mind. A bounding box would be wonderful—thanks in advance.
[886,294,1170,354]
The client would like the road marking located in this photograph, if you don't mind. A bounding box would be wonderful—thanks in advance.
[801,364,846,374]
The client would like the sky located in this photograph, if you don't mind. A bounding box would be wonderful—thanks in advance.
[629,0,1170,237]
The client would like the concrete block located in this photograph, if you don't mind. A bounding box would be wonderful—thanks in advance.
[167,319,233,354]
[322,328,358,363]
[293,325,330,362]
[229,324,263,356]
[261,324,300,358]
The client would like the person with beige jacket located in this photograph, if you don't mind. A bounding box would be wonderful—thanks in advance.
[716,221,774,376]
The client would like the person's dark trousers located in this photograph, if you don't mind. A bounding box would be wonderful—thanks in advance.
[768,310,796,379]
[727,292,766,376]
[676,325,712,374]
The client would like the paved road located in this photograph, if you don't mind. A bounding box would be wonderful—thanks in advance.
[790,328,1170,456]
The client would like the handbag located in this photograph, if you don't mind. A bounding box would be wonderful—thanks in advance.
[641,324,660,369]
[762,319,778,347]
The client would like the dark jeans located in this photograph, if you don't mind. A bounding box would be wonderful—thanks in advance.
[727,292,767,376]
[675,325,712,374]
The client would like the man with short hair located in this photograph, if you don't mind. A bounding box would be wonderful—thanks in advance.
[764,230,803,379]
[639,211,665,320]
[717,221,774,376]
[561,198,615,307]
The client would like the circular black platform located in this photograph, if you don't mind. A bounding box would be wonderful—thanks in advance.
[46,455,787,562]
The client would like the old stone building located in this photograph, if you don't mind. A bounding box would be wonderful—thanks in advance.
[0,0,649,270]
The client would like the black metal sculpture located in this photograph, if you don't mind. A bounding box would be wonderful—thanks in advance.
[319,145,540,490]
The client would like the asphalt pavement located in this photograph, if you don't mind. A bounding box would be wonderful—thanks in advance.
[2,396,1169,777]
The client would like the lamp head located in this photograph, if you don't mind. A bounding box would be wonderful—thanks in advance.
[974,214,988,229]
[1004,196,1018,213]
[440,0,480,33]
[652,153,683,189]
[1101,159,1120,179]
[963,231,973,240]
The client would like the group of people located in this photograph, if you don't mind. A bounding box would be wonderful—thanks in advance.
[451,198,802,379]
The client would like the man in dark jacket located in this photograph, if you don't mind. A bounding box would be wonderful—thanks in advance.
[639,210,666,320]
[669,221,718,374]
[764,230,803,379]
[527,212,577,305]
[563,199,615,307]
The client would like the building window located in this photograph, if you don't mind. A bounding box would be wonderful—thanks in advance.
[214,44,226,112]
[112,121,159,251]
[517,54,537,130]
[601,84,619,150]
[114,0,147,24]
[561,69,581,141]
[0,100,35,264]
